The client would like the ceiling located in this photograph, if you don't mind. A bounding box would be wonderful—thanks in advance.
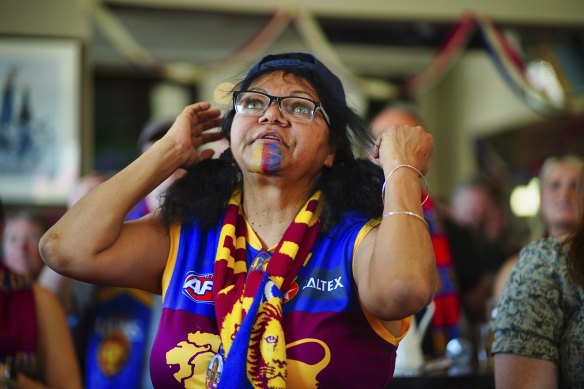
[89,1,584,90]
[90,5,450,80]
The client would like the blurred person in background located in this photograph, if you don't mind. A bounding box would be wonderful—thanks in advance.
[450,176,519,282]
[2,208,48,280]
[493,153,583,300]
[492,162,584,389]
[1,197,82,389]
[369,102,489,357]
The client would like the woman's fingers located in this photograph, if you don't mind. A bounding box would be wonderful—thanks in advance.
[191,107,222,126]
[376,124,433,174]
[188,104,222,138]
[164,102,226,167]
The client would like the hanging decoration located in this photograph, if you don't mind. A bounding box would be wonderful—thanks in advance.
[85,1,295,83]
[404,12,573,115]
[85,1,580,115]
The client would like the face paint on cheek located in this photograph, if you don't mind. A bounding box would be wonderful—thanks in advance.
[249,142,282,174]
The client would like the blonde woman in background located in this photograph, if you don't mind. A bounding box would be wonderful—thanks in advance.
[492,158,584,388]
[492,154,583,299]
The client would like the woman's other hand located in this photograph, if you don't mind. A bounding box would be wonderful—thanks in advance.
[371,124,434,176]
[165,102,224,167]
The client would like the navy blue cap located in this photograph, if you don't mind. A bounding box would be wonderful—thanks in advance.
[243,52,345,103]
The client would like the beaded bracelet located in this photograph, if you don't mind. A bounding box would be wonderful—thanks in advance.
[381,164,429,206]
[383,210,429,227]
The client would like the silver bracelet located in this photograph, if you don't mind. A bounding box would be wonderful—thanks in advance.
[381,164,429,206]
[382,210,429,227]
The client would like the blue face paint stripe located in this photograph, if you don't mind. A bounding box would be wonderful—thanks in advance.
[260,143,281,174]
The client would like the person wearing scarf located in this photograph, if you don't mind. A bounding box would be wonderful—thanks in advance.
[40,52,437,388]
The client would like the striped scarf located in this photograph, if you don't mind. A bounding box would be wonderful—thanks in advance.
[213,189,321,388]
[422,195,461,354]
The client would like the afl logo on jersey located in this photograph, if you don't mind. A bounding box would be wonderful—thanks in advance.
[182,271,214,303]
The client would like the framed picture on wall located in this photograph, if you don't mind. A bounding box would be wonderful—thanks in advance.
[0,37,81,206]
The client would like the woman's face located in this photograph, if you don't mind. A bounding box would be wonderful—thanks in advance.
[2,215,45,279]
[541,162,582,237]
[230,71,335,181]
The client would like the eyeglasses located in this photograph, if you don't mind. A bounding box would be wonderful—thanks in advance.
[233,90,330,125]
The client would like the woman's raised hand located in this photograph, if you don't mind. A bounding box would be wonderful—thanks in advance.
[166,102,224,167]
[371,124,434,176]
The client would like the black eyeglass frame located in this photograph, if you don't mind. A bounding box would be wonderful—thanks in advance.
[233,90,331,125]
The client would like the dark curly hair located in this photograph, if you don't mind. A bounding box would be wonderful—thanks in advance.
[161,66,384,232]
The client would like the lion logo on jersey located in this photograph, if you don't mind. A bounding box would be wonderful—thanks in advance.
[166,331,220,388]
[98,330,131,376]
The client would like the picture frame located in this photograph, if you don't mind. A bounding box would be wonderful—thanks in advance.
[0,37,82,206]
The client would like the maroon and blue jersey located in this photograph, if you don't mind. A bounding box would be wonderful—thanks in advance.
[150,212,408,388]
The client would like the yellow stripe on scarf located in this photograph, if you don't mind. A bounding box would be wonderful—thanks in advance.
[280,240,300,260]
